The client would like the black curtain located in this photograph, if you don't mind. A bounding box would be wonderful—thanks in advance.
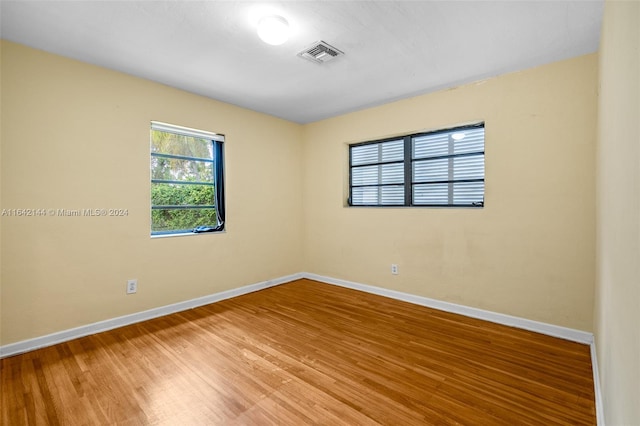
[213,141,225,230]
[193,140,225,233]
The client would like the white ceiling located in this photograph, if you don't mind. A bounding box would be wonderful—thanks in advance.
[1,0,603,124]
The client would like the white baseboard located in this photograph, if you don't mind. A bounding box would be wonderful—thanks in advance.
[590,341,605,425]
[0,273,304,358]
[302,272,594,345]
[1,271,594,358]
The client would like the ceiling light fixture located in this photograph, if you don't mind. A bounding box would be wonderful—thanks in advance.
[257,15,289,45]
[451,132,466,141]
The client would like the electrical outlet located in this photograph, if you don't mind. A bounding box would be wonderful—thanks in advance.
[391,264,399,275]
[127,279,137,294]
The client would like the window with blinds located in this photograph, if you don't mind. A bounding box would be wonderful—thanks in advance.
[349,123,484,207]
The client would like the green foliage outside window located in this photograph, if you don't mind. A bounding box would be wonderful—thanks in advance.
[151,185,217,232]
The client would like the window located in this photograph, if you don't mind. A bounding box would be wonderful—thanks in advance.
[349,123,484,207]
[150,122,225,236]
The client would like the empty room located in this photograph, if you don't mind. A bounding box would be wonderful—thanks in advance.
[1,0,638,424]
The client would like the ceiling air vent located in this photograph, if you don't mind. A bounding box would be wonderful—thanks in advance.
[297,40,344,64]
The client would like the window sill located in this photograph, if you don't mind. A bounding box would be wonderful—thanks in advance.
[151,230,225,239]
[345,205,484,208]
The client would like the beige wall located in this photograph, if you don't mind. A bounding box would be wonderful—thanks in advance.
[1,40,599,347]
[303,54,597,331]
[0,41,304,345]
[595,0,640,423]
[0,41,4,346]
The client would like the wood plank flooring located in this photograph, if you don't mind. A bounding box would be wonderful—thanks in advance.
[1,279,596,425]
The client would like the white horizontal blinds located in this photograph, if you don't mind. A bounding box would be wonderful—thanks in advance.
[452,128,484,154]
[151,121,224,142]
[351,139,403,165]
[412,125,484,206]
[350,139,404,205]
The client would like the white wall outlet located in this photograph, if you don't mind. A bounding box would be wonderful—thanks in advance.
[391,264,399,275]
[127,279,138,294]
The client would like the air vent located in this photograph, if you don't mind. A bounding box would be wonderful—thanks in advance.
[297,40,344,64]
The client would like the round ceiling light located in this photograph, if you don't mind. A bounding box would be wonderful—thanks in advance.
[451,132,466,141]
[257,15,289,45]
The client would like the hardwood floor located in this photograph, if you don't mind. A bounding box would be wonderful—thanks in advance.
[1,279,595,425]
